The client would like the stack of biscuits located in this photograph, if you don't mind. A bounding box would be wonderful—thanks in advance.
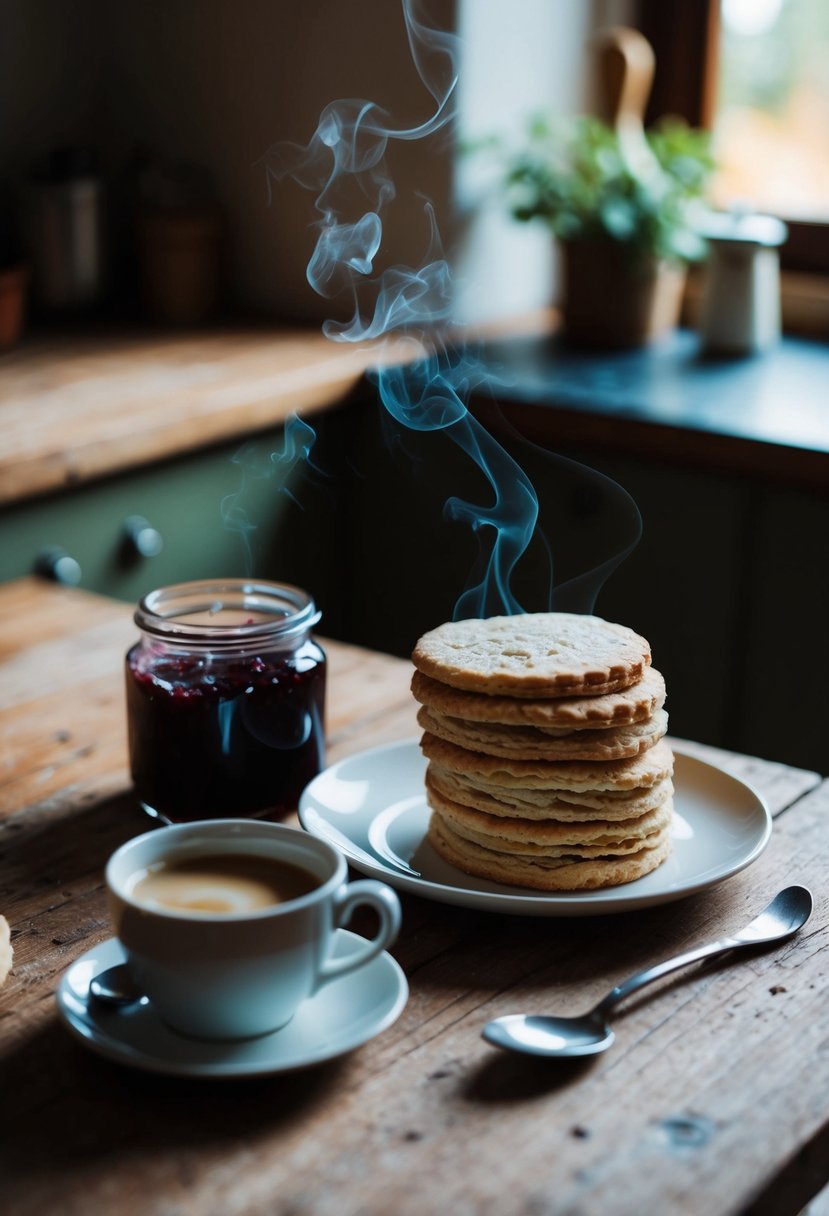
[411,613,674,891]
[0,915,11,988]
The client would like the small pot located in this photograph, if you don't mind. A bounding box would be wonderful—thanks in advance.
[138,206,221,326]
[560,240,686,349]
[0,264,28,351]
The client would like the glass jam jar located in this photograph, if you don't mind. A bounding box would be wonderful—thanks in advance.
[125,580,326,823]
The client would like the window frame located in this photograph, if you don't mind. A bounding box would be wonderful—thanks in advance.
[637,0,829,276]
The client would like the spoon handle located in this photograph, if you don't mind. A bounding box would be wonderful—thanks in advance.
[595,886,811,1019]
[595,936,742,1017]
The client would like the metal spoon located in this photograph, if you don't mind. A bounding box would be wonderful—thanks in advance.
[483,885,812,1058]
[89,963,147,1008]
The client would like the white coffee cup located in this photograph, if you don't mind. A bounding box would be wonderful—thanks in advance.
[105,820,402,1040]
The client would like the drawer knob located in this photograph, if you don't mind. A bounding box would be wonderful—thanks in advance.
[122,516,164,558]
[34,546,82,586]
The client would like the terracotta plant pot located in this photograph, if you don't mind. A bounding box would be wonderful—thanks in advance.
[0,265,28,351]
[561,240,686,349]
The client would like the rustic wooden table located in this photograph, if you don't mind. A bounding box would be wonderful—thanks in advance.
[1,578,827,1216]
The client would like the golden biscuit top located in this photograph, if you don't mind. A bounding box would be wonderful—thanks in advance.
[412,613,650,698]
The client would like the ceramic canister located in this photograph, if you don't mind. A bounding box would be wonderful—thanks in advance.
[698,211,788,355]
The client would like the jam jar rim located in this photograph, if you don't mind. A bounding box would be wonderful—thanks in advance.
[134,579,321,650]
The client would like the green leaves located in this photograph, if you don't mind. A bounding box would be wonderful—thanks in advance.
[499,114,713,262]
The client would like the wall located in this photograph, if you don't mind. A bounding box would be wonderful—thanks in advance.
[453,0,636,324]
[2,0,633,325]
[96,0,457,322]
[0,0,101,175]
[2,0,454,321]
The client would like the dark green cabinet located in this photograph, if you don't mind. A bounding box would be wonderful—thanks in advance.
[0,435,296,603]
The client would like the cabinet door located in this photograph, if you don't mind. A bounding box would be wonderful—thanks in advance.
[0,436,297,602]
[574,451,751,753]
[736,487,829,772]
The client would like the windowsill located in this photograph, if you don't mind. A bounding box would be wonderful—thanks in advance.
[475,326,829,491]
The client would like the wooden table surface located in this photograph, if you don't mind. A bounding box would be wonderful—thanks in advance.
[1,578,827,1216]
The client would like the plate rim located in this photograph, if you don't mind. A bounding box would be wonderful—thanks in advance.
[298,737,772,917]
[56,931,409,1078]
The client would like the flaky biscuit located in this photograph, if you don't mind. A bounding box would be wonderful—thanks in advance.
[0,916,12,987]
[417,705,668,761]
[412,614,650,698]
[428,813,672,891]
[411,667,666,729]
[420,733,674,791]
[428,764,674,821]
[426,779,673,850]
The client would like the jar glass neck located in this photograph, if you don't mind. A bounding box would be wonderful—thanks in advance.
[134,630,314,660]
[134,580,320,651]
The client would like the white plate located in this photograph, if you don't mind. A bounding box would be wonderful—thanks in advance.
[56,932,408,1078]
[299,740,772,916]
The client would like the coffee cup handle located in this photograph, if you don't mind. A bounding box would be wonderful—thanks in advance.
[319,880,402,981]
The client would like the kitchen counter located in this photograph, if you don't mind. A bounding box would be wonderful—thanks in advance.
[0,326,398,507]
[3,321,828,511]
[2,578,828,1216]
[477,328,829,491]
[0,325,415,604]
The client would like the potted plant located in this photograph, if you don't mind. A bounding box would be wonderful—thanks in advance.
[501,30,713,348]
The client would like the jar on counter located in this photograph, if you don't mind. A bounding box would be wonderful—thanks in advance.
[126,580,326,824]
[29,146,106,312]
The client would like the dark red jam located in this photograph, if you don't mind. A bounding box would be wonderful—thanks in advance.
[126,639,326,823]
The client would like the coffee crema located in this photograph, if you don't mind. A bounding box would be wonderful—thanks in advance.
[129,853,318,915]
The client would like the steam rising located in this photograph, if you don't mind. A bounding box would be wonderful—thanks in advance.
[222,416,319,570]
[263,0,457,345]
[260,0,640,617]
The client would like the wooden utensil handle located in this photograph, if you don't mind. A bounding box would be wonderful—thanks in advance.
[595,26,655,133]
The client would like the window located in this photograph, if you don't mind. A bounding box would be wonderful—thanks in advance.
[713,0,829,222]
[640,0,829,275]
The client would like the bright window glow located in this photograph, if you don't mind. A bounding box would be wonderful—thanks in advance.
[722,0,784,38]
[713,0,829,220]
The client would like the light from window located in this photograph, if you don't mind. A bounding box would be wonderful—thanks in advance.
[713,0,829,220]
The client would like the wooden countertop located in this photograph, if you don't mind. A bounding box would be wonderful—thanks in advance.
[0,311,553,510]
[0,327,401,507]
[1,579,828,1216]
[4,316,827,510]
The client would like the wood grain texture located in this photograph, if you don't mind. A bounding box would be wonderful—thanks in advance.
[672,735,821,817]
[0,328,408,506]
[2,787,827,1216]
[1,580,827,1216]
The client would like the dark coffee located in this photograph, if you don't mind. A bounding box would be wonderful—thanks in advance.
[129,853,319,914]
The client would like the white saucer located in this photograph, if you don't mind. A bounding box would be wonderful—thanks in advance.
[56,932,408,1078]
[298,739,772,917]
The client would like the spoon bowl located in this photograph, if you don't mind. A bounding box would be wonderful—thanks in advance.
[483,885,812,1058]
[89,963,146,1008]
[484,1012,613,1058]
